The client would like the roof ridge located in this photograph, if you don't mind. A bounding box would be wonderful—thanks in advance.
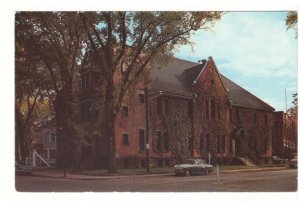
[171,56,199,65]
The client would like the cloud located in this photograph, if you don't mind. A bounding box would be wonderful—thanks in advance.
[176,12,297,79]
[174,12,297,111]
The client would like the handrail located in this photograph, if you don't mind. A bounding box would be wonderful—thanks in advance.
[33,149,51,167]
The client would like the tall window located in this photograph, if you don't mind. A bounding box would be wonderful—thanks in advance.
[164,99,169,115]
[49,133,56,142]
[211,99,216,119]
[157,98,162,114]
[81,73,91,89]
[139,94,145,104]
[236,109,241,124]
[49,149,56,159]
[205,100,209,119]
[217,104,221,120]
[206,133,210,152]
[188,101,193,118]
[229,109,233,123]
[188,136,193,154]
[200,134,206,152]
[217,135,225,153]
[254,112,257,124]
[122,133,129,145]
[164,132,169,152]
[156,131,162,152]
[122,106,129,117]
[157,98,169,115]
[139,129,145,151]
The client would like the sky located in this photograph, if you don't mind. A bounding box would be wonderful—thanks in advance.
[174,12,298,112]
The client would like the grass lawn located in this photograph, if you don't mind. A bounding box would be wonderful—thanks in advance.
[77,167,174,176]
[218,165,256,171]
[76,165,266,176]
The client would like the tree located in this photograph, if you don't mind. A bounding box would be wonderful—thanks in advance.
[15,35,46,161]
[80,12,224,173]
[286,11,297,38]
[16,12,87,173]
[288,93,297,121]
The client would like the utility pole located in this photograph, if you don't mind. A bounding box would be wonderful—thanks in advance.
[285,88,288,112]
[145,87,150,173]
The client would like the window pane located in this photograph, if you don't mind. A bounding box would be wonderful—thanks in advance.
[200,134,205,152]
[211,99,216,119]
[122,134,129,145]
[164,132,169,152]
[139,129,145,151]
[156,131,162,152]
[222,136,225,152]
[122,106,128,117]
[157,98,162,114]
[206,100,209,119]
[206,134,210,152]
[139,94,145,104]
[164,99,169,115]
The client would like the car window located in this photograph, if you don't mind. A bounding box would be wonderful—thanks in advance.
[185,159,195,164]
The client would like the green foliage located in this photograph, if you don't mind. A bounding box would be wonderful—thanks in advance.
[16,12,87,170]
[16,11,224,171]
[80,11,223,171]
[286,11,298,38]
[152,97,192,163]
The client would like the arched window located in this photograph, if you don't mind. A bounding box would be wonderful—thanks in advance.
[211,99,216,119]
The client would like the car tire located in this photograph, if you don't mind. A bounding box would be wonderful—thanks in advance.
[184,169,191,177]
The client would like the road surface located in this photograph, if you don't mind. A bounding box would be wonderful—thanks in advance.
[15,169,297,192]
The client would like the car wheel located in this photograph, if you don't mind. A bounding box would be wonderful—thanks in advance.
[184,169,191,177]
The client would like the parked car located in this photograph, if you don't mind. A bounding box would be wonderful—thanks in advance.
[174,159,213,176]
[15,161,32,175]
[288,154,297,168]
[272,156,286,164]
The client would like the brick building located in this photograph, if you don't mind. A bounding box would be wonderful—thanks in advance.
[77,56,277,169]
[272,111,297,160]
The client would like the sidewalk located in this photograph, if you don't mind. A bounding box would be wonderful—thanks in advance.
[30,166,289,180]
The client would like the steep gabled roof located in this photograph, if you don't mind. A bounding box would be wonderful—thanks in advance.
[150,56,275,111]
[184,62,206,87]
[151,57,198,97]
[220,74,275,111]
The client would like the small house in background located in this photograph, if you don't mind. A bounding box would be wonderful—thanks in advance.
[31,114,56,167]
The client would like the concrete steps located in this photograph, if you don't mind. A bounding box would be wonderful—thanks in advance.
[237,157,256,166]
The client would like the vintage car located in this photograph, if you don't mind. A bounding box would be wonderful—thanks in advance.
[272,156,286,164]
[15,161,32,175]
[174,159,213,176]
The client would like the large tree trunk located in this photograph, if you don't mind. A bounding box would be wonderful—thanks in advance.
[54,83,81,174]
[103,78,117,173]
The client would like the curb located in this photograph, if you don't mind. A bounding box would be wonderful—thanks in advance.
[30,167,289,180]
[219,167,288,174]
[30,172,172,181]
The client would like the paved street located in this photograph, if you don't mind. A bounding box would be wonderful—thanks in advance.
[15,169,297,192]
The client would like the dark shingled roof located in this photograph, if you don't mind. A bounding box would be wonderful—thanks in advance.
[151,57,275,111]
[220,74,275,111]
[151,58,199,97]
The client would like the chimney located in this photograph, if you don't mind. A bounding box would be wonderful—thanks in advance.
[198,59,207,64]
